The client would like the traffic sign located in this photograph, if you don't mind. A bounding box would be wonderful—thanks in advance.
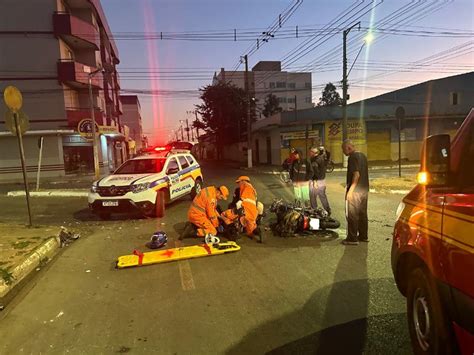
[3,86,23,111]
[4,110,29,136]
[395,106,406,130]
[77,118,99,140]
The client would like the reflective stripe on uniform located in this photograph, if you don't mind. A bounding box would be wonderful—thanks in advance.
[242,198,256,205]
[191,202,206,213]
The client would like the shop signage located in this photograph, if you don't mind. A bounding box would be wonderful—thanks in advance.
[281,130,319,140]
[99,125,119,135]
[326,120,366,142]
[77,119,99,141]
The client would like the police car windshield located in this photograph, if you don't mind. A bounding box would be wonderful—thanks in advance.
[114,159,165,174]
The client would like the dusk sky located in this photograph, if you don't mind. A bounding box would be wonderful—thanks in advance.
[101,0,474,145]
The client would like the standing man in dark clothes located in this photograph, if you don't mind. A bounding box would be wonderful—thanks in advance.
[342,139,369,245]
[308,146,331,214]
[289,149,310,206]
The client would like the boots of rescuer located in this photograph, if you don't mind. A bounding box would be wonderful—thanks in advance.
[251,227,263,243]
[180,222,197,240]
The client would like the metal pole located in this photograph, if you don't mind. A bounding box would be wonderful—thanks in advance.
[36,136,43,191]
[398,118,402,178]
[180,125,184,141]
[244,55,252,168]
[342,29,348,142]
[14,112,32,227]
[186,119,190,141]
[89,75,100,180]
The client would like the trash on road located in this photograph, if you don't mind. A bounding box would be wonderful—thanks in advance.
[58,227,80,247]
[116,241,241,269]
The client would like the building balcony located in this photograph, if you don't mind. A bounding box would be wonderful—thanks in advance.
[117,99,123,114]
[53,12,100,50]
[58,60,103,89]
[66,108,105,128]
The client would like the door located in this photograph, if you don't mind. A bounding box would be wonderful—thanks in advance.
[175,155,194,197]
[266,137,272,165]
[441,121,474,334]
[165,158,181,200]
[367,130,391,161]
[255,139,260,164]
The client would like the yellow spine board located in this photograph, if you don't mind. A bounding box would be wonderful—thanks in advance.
[117,242,240,269]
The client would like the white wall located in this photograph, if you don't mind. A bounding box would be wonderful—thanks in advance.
[0,134,65,182]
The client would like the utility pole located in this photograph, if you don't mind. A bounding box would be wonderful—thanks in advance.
[180,125,184,141]
[88,68,103,180]
[244,54,252,168]
[342,22,360,142]
[185,119,190,141]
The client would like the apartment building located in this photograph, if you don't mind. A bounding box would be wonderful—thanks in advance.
[213,61,313,120]
[120,95,144,153]
[0,0,123,181]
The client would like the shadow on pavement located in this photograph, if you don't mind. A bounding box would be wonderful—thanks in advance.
[226,245,410,354]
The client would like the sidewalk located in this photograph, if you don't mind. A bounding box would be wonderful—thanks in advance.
[0,174,94,195]
[0,224,62,302]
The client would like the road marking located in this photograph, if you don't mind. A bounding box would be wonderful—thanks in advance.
[175,240,196,291]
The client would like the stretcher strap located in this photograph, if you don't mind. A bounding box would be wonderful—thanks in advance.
[133,250,144,265]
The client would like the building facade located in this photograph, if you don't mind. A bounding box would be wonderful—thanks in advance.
[213,61,313,120]
[250,72,474,165]
[0,0,123,181]
[120,95,144,154]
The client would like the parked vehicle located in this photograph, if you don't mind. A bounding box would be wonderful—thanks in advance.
[88,150,203,219]
[391,109,474,354]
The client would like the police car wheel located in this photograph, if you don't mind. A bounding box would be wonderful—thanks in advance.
[191,178,203,200]
[407,268,453,355]
[154,190,167,218]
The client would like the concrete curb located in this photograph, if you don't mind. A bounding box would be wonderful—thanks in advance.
[0,236,60,298]
[7,190,88,197]
[369,188,410,195]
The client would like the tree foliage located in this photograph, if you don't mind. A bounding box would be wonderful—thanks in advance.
[195,82,251,156]
[318,83,343,107]
[262,94,283,118]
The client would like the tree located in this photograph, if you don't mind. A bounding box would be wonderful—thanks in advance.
[318,82,343,107]
[195,82,251,158]
[262,94,283,118]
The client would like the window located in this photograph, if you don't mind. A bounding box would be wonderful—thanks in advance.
[287,97,295,103]
[269,82,276,89]
[305,82,311,89]
[278,97,287,103]
[305,97,312,103]
[166,158,179,174]
[450,92,459,106]
[288,83,296,89]
[178,156,189,169]
[114,159,164,174]
[276,82,286,88]
[186,155,195,165]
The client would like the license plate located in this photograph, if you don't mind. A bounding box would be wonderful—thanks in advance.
[102,201,119,207]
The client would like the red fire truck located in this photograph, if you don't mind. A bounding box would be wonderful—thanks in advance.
[392,109,474,354]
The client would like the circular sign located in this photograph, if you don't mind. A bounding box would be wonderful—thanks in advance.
[3,86,23,111]
[4,110,29,136]
[77,118,100,140]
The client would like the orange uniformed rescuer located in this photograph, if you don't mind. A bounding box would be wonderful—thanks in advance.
[230,176,261,239]
[186,185,229,238]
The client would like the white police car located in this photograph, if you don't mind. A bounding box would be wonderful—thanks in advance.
[88,150,203,219]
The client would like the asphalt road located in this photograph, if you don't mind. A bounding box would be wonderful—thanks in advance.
[0,163,413,354]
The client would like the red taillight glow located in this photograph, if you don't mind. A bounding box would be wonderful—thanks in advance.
[154,147,166,151]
